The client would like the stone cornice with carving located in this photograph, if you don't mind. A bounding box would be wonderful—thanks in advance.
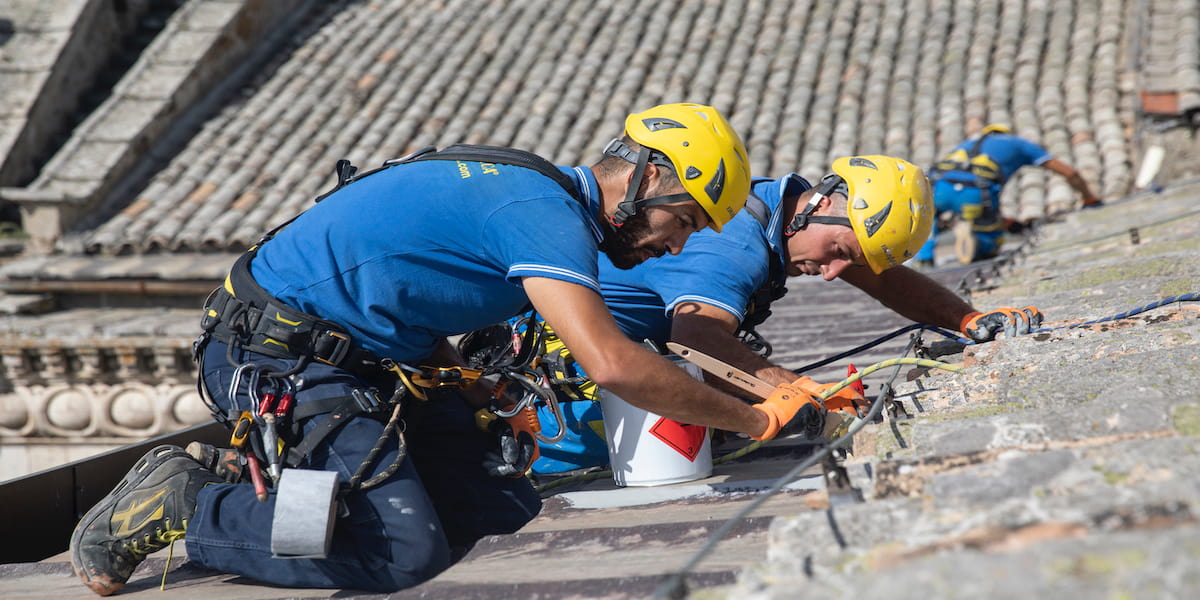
[0,336,211,439]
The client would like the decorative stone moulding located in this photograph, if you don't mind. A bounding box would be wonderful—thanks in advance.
[0,338,209,440]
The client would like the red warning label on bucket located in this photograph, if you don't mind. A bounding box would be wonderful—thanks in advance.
[649,417,706,461]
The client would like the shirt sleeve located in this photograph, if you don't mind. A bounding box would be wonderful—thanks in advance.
[479,195,601,293]
[653,230,770,323]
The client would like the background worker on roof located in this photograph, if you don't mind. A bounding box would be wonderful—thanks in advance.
[914,124,1102,266]
[523,155,1047,474]
[68,102,849,596]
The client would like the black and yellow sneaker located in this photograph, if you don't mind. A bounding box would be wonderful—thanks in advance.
[69,445,223,596]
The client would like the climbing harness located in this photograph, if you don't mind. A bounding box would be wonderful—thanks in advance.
[737,255,789,357]
[930,129,1005,188]
[457,315,570,447]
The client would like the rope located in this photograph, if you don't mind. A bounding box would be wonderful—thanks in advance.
[795,292,1200,373]
[1033,292,1200,333]
[794,324,962,373]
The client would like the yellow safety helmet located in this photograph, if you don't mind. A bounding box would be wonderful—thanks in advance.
[836,156,933,273]
[981,123,1012,135]
[784,155,933,274]
[605,103,752,232]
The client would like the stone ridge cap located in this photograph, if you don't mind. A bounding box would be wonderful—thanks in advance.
[0,333,194,348]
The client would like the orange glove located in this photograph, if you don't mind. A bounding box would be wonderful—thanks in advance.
[960,306,1044,341]
[750,377,823,440]
[814,381,869,417]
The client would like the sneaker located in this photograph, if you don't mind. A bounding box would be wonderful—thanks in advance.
[1081,199,1104,209]
[70,445,223,596]
[953,219,977,265]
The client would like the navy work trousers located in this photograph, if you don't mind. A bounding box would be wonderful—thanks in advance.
[185,340,542,592]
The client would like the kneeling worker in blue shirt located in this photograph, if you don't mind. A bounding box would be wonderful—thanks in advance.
[68,103,833,595]
[530,156,1046,473]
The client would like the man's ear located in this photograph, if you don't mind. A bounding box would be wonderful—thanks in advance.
[641,163,667,194]
[805,189,833,214]
[625,163,651,196]
[812,192,849,217]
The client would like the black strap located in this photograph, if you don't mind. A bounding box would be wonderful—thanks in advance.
[406,144,583,204]
[253,145,580,249]
[202,250,381,375]
[743,194,770,229]
[284,399,364,467]
[784,174,852,236]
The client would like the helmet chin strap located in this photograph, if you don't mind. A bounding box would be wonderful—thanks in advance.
[783,173,852,237]
[606,140,691,227]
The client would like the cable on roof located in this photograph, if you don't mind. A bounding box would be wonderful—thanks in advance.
[795,292,1200,374]
[794,323,962,373]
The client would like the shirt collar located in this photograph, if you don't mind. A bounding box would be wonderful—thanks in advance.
[562,166,605,244]
[752,173,812,258]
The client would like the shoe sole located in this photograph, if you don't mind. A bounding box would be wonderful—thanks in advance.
[953,219,977,265]
[69,445,191,597]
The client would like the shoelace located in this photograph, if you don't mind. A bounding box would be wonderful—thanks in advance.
[121,519,186,591]
[159,532,185,591]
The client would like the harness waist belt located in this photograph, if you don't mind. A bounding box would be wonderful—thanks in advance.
[201,252,382,373]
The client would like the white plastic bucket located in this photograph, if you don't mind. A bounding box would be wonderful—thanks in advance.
[598,357,712,486]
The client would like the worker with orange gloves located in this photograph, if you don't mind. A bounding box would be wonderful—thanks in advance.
[519,155,1043,473]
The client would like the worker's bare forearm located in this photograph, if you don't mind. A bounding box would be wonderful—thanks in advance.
[601,351,768,434]
[841,265,975,330]
[671,305,800,386]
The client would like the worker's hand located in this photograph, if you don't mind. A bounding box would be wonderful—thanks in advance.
[813,381,869,417]
[481,419,537,478]
[750,377,823,440]
[960,306,1044,342]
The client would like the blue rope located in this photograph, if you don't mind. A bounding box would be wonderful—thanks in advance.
[1033,292,1200,332]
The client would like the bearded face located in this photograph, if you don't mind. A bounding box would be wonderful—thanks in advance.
[599,209,660,270]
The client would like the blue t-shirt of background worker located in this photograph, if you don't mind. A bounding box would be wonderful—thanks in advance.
[598,173,810,346]
[249,158,605,363]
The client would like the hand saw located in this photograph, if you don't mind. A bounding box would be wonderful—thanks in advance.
[666,342,775,399]
[667,342,858,441]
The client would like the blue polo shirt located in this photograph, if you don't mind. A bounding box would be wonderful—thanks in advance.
[249,158,604,362]
[599,174,810,344]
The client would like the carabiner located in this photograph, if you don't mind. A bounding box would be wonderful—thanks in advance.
[227,363,257,413]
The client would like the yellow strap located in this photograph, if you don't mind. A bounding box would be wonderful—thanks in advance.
[384,362,428,401]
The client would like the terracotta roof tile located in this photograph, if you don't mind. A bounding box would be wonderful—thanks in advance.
[0,0,1190,264]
